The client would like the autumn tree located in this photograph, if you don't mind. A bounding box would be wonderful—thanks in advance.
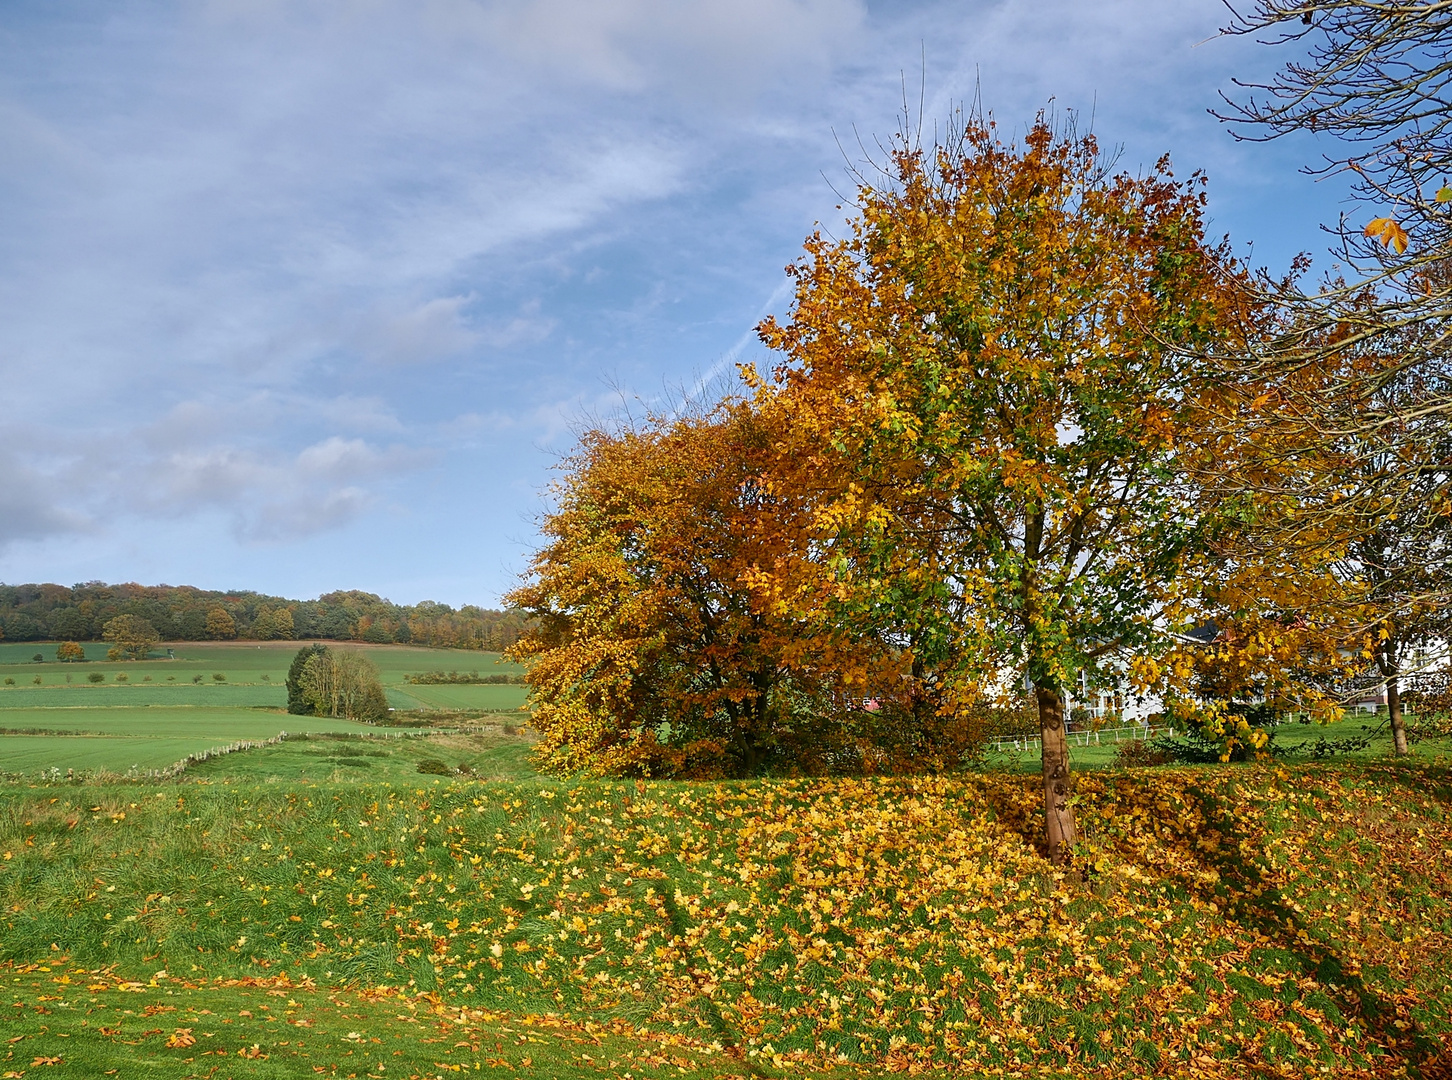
[1205,1,1452,660]
[102,615,160,662]
[507,406,891,777]
[204,607,237,640]
[55,641,84,662]
[755,114,1247,863]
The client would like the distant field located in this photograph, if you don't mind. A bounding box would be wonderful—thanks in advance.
[0,682,286,706]
[0,706,364,738]
[0,707,373,773]
[983,709,1445,772]
[396,681,529,710]
[0,641,528,710]
[0,641,531,776]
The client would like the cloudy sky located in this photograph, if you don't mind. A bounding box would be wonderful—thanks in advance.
[0,0,1349,607]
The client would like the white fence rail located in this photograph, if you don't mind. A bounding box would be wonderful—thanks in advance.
[992,724,1177,755]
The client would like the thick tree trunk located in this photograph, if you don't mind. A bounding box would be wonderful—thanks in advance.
[1036,685,1077,865]
[1388,675,1409,757]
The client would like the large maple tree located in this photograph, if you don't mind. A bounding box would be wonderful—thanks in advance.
[755,115,1249,862]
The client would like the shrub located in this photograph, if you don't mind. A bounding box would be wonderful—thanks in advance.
[31,654,43,663]
[1408,711,1452,740]
[406,670,527,685]
[1112,740,1175,768]
[212,673,226,682]
[260,674,270,682]
[2,677,13,686]
[1151,703,1285,764]
[192,674,203,684]
[88,673,105,683]
[416,758,453,776]
[142,675,151,682]
[166,675,175,681]
[115,673,128,683]
[32,675,41,685]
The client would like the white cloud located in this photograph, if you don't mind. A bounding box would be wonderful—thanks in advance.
[0,0,1338,602]
[360,295,480,365]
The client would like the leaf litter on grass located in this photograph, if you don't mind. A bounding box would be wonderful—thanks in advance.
[0,760,1450,1078]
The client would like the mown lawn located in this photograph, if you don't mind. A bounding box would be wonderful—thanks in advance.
[1,757,1449,1078]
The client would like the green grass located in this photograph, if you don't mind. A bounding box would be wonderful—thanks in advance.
[0,641,522,683]
[0,642,531,776]
[396,683,529,711]
[0,759,1448,1078]
[983,710,1443,772]
[0,965,765,1079]
[0,642,528,712]
[0,683,287,706]
[0,710,374,775]
[187,729,537,785]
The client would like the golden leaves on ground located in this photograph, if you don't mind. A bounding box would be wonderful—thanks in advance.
[3,769,1449,1077]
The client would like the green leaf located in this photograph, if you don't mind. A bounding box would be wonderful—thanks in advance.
[1435,186,1452,203]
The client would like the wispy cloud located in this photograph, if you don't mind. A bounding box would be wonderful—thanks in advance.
[0,0,1337,602]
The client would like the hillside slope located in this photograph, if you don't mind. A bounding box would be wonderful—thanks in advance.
[1,760,1449,1078]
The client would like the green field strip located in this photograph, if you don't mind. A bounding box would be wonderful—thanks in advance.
[0,709,377,773]
[0,683,286,708]
[0,707,365,738]
[398,683,529,710]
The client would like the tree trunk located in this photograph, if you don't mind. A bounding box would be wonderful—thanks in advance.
[1036,685,1078,865]
[1388,674,1409,757]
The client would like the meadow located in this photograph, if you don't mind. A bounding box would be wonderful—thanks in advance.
[3,641,1451,1078]
[0,641,528,775]
[1,752,1450,1079]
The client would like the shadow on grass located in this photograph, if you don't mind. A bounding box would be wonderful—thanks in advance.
[1177,778,1449,1079]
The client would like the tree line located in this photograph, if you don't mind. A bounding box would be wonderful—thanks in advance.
[506,4,1452,865]
[0,581,529,652]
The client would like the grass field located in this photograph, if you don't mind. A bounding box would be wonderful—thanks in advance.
[0,967,757,1080]
[185,728,535,784]
[982,710,1435,773]
[0,709,377,774]
[0,756,1449,1078]
[0,642,529,774]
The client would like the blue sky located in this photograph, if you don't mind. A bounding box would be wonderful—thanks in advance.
[0,0,1351,607]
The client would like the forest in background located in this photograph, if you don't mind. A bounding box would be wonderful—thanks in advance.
[0,581,528,651]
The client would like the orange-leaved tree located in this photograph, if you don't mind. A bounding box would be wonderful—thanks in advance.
[755,113,1251,863]
[1181,301,1452,757]
[506,406,889,777]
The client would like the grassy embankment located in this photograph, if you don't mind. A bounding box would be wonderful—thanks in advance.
[2,748,1450,1079]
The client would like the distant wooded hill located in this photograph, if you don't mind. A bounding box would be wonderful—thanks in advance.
[0,581,528,651]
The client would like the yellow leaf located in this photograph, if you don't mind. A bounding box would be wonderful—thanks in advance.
[1364,216,1409,253]
[1436,185,1452,203]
